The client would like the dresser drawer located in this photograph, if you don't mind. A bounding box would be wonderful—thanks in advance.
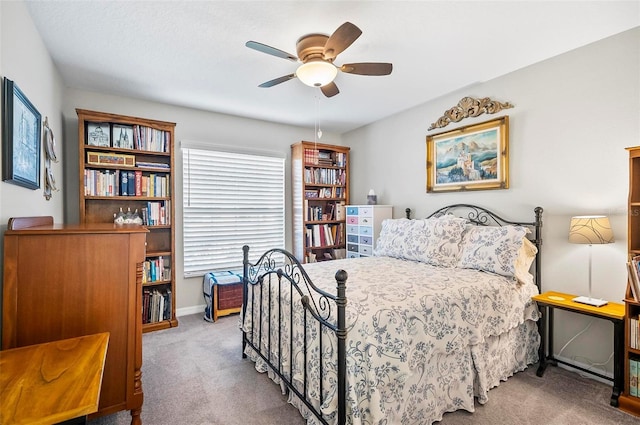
[359,226,372,235]
[347,251,360,259]
[358,207,373,217]
[359,236,372,245]
[347,243,359,252]
[346,206,359,216]
[360,246,373,256]
[347,234,359,243]
[360,216,372,225]
[347,216,359,225]
[347,225,359,235]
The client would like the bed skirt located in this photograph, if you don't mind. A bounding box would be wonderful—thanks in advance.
[243,318,539,425]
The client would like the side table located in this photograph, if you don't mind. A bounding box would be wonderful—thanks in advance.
[0,332,109,424]
[533,291,624,406]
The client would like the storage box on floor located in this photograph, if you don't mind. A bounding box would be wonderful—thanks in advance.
[203,271,243,322]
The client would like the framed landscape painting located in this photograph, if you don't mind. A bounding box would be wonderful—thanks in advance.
[426,116,509,193]
[2,78,42,189]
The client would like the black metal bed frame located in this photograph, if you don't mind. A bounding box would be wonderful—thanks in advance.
[241,204,543,425]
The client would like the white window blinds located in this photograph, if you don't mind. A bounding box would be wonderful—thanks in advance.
[182,147,285,277]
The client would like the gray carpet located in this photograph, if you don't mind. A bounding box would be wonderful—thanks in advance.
[89,313,639,425]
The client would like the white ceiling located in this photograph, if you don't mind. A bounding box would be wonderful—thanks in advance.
[25,1,639,134]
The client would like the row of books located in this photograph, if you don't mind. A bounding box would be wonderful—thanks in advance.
[304,201,346,222]
[143,256,171,283]
[305,223,344,248]
[303,148,347,167]
[142,201,171,226]
[133,125,171,153]
[304,186,345,199]
[626,255,640,301]
[304,167,347,185]
[84,169,170,197]
[142,287,172,324]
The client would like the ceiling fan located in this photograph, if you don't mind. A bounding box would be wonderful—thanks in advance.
[246,22,393,98]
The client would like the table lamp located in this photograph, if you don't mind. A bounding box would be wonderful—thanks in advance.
[568,215,614,307]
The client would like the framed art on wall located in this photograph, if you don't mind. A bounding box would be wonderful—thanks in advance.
[2,78,42,189]
[426,116,509,193]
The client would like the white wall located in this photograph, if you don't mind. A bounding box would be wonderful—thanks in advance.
[61,88,343,314]
[344,27,640,376]
[0,1,64,224]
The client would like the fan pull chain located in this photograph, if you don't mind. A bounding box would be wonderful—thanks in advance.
[315,96,323,148]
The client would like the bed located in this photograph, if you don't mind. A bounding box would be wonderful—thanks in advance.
[241,204,543,425]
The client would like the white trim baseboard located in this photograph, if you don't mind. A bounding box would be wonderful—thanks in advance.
[553,353,613,386]
[177,304,206,317]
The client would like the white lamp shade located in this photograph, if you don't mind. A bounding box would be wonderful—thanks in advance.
[296,61,338,87]
[568,215,614,244]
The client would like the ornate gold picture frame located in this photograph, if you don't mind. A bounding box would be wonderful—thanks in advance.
[426,116,509,193]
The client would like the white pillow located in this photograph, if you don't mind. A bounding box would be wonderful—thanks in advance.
[374,216,467,267]
[514,237,538,286]
[457,225,528,277]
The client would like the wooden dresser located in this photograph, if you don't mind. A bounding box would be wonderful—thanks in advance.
[2,217,147,424]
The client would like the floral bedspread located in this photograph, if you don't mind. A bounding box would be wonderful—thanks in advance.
[242,255,540,425]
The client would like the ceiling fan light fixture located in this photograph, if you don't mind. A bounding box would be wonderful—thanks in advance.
[296,61,337,87]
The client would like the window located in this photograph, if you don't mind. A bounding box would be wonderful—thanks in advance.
[182,146,285,277]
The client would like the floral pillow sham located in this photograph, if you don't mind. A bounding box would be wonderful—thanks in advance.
[374,216,467,267]
[456,225,529,277]
[374,217,536,281]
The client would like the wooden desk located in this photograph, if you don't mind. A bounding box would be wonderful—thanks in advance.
[533,291,624,406]
[0,332,109,425]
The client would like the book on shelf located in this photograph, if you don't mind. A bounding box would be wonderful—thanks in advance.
[127,171,135,195]
[335,202,346,221]
[136,161,170,169]
[628,259,640,301]
[631,359,639,397]
[135,170,142,196]
[313,225,322,247]
[631,316,639,350]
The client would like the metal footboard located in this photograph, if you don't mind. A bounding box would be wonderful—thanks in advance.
[241,245,347,425]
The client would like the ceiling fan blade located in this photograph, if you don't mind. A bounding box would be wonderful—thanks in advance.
[258,74,296,88]
[323,22,362,60]
[340,62,393,76]
[246,41,298,62]
[321,82,339,98]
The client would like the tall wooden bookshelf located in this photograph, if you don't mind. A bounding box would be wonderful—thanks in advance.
[620,146,640,416]
[291,141,350,263]
[77,109,177,333]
